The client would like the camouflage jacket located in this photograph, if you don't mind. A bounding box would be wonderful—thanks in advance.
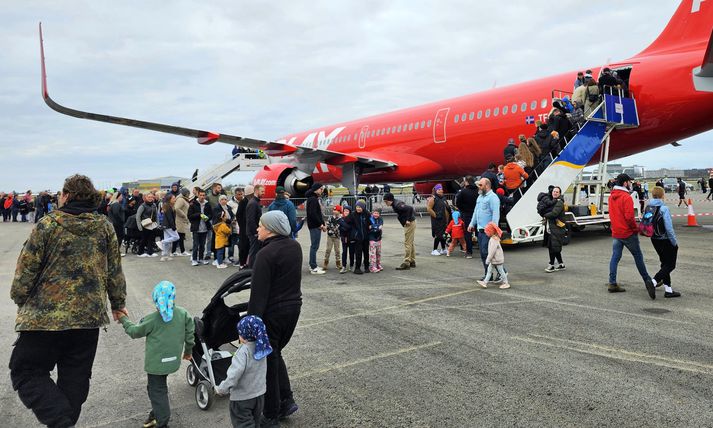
[11,210,127,331]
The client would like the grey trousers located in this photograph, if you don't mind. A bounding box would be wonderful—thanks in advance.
[147,374,170,426]
[230,395,264,428]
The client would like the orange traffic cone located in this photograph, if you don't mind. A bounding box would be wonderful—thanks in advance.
[685,198,700,227]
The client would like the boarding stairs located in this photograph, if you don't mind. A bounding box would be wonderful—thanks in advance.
[190,153,269,190]
[505,89,640,243]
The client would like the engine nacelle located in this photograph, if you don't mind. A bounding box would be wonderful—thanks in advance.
[252,163,313,201]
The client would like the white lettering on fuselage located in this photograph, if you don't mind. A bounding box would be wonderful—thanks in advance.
[254,178,277,186]
[287,127,346,150]
[692,0,705,13]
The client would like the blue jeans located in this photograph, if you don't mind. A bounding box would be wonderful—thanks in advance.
[216,247,225,265]
[477,231,489,274]
[309,228,322,269]
[609,234,652,284]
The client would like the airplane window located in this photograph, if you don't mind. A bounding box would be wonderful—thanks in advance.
[511,104,517,113]
[521,102,527,112]
[541,98,548,108]
[427,119,432,127]
[397,125,402,132]
[353,133,358,140]
[386,128,390,135]
[531,100,537,110]
[493,107,499,116]
[421,120,426,128]
[503,105,508,115]
[469,112,474,120]
[485,109,491,118]
[371,130,375,137]
[454,115,459,124]
[461,113,466,122]
[477,110,482,119]
[409,123,414,130]
[403,123,407,131]
[392,126,396,133]
[415,122,420,130]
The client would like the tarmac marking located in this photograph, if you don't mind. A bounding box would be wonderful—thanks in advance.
[298,288,478,328]
[491,292,693,325]
[291,341,442,380]
[513,334,713,376]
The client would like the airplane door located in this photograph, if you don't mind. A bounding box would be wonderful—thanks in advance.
[433,108,449,143]
[358,125,369,149]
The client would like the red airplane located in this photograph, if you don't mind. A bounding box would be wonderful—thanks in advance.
[39,1,713,202]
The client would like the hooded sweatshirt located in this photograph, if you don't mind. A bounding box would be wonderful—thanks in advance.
[11,206,127,331]
[646,199,677,246]
[608,186,638,239]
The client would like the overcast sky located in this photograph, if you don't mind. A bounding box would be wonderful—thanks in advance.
[1,0,709,192]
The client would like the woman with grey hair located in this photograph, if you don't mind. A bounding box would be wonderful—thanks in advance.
[248,211,303,426]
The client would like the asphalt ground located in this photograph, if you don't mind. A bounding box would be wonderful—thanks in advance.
[1,198,713,427]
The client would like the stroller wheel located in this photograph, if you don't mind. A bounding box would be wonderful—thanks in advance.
[186,364,198,387]
[195,380,215,410]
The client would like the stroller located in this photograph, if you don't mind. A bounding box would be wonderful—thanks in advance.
[186,269,252,410]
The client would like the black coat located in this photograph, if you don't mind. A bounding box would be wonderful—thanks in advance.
[236,197,248,237]
[247,235,303,318]
[503,143,517,162]
[305,191,324,229]
[391,200,415,227]
[161,206,177,230]
[188,199,214,233]
[346,211,369,242]
[245,196,262,237]
[543,198,567,253]
[481,170,500,190]
[454,185,478,220]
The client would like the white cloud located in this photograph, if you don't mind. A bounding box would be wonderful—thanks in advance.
[0,0,710,192]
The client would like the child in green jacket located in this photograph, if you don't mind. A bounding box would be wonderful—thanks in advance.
[119,281,195,428]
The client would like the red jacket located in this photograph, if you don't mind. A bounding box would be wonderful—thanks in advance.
[445,218,465,239]
[608,187,638,238]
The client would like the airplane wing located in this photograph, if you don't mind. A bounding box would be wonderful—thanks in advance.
[697,29,713,77]
[39,23,396,171]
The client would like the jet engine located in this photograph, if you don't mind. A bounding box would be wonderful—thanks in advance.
[252,163,313,201]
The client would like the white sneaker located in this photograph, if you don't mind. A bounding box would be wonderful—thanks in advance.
[477,280,488,289]
[201,259,210,265]
[160,256,169,262]
[120,252,126,257]
[446,251,451,257]
[544,265,555,273]
[191,260,199,266]
[310,268,326,275]
[430,250,441,256]
[439,249,447,255]
[212,260,219,266]
[217,264,228,269]
[181,251,192,257]
[138,253,150,258]
[149,253,158,258]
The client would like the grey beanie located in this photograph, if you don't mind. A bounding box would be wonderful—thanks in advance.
[180,188,190,197]
[259,210,291,236]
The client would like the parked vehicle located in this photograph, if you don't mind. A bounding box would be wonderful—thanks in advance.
[661,178,694,193]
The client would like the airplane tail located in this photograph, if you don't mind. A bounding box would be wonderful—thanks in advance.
[637,0,713,56]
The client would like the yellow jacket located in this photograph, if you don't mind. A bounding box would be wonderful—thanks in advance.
[213,222,232,248]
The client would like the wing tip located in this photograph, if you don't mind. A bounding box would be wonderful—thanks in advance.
[39,22,49,100]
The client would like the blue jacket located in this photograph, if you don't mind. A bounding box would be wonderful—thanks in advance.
[469,190,500,230]
[268,197,297,235]
[368,216,383,241]
[647,199,677,246]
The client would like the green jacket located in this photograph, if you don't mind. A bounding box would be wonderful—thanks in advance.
[120,306,195,375]
[11,211,127,331]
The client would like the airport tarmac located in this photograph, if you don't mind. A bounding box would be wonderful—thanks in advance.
[1,200,713,427]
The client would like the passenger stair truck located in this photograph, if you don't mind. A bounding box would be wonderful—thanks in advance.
[504,89,640,244]
[190,151,269,191]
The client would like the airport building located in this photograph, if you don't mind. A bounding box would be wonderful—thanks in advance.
[121,176,190,191]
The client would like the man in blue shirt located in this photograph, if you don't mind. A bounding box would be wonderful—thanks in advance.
[467,177,500,277]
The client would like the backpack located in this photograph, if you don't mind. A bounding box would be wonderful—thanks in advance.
[638,205,660,237]
[586,87,599,103]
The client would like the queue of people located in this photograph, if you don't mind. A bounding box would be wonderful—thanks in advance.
[10,174,305,428]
